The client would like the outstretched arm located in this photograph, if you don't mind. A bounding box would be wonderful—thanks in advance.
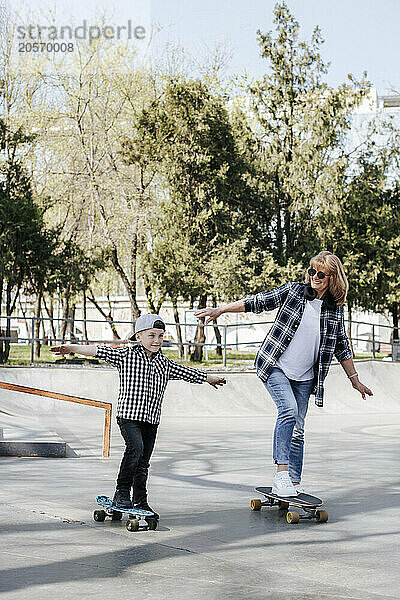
[167,359,226,388]
[195,283,293,323]
[194,300,245,324]
[51,344,98,357]
[340,357,373,400]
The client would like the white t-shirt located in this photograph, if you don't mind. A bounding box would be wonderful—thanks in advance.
[275,298,323,381]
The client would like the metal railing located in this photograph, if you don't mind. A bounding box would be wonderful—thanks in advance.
[0,313,397,366]
[0,381,112,458]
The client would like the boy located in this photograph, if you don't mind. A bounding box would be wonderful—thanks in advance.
[51,314,226,517]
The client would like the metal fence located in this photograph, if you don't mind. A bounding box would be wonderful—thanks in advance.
[0,313,397,366]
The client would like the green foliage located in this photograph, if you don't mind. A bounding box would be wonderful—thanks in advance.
[123,77,256,306]
[206,238,304,300]
[0,160,49,295]
[50,240,105,299]
[249,1,370,266]
[0,118,56,362]
[318,151,400,313]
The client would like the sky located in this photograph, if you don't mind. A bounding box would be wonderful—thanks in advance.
[151,0,399,94]
[7,0,400,95]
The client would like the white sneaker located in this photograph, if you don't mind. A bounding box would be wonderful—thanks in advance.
[272,471,297,497]
[294,483,305,494]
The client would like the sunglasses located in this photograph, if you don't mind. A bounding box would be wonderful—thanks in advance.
[308,267,331,280]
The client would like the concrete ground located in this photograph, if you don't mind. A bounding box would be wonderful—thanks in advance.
[0,360,399,600]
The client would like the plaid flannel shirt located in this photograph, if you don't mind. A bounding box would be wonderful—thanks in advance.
[96,344,207,423]
[243,281,352,407]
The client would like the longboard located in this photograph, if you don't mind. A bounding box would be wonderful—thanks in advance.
[94,495,158,532]
[250,486,328,524]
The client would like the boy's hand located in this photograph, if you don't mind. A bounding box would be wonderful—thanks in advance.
[194,307,222,324]
[206,374,226,389]
[50,345,73,356]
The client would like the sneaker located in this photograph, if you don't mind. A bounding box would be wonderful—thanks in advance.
[112,489,132,508]
[272,471,297,497]
[294,483,305,494]
[134,501,159,519]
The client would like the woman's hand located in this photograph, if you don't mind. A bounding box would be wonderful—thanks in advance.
[50,345,73,356]
[352,379,373,400]
[206,374,227,389]
[194,307,222,324]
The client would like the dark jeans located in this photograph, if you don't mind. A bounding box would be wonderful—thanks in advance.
[116,418,158,504]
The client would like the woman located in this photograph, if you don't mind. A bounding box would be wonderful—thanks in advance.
[195,251,373,497]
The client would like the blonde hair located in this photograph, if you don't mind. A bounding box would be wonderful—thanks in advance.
[305,251,348,306]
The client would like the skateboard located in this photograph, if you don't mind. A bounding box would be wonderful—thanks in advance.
[250,487,328,524]
[94,495,158,532]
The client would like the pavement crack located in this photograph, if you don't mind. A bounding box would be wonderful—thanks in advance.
[157,542,197,554]
[1,502,86,525]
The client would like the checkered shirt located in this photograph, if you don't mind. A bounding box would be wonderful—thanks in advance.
[243,282,352,407]
[96,344,207,423]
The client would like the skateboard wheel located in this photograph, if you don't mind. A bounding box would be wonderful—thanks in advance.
[316,510,328,523]
[93,510,106,522]
[286,511,300,524]
[250,499,262,511]
[126,518,140,532]
[111,511,122,521]
[146,517,158,531]
[278,500,289,510]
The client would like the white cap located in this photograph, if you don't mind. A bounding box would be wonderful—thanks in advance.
[134,314,165,336]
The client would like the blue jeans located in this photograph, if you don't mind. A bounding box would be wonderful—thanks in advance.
[264,368,314,482]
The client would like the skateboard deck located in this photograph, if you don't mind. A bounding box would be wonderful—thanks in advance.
[255,486,323,508]
[250,487,328,524]
[94,495,158,531]
[96,495,155,516]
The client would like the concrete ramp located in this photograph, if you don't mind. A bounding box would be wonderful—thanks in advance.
[162,360,400,416]
[314,359,400,414]
[0,417,69,457]
[0,371,108,457]
[0,360,398,421]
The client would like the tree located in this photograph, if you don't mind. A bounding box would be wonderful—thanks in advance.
[248,1,369,267]
[127,77,255,361]
[318,151,400,346]
[49,240,102,342]
[0,131,54,362]
[35,40,162,324]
